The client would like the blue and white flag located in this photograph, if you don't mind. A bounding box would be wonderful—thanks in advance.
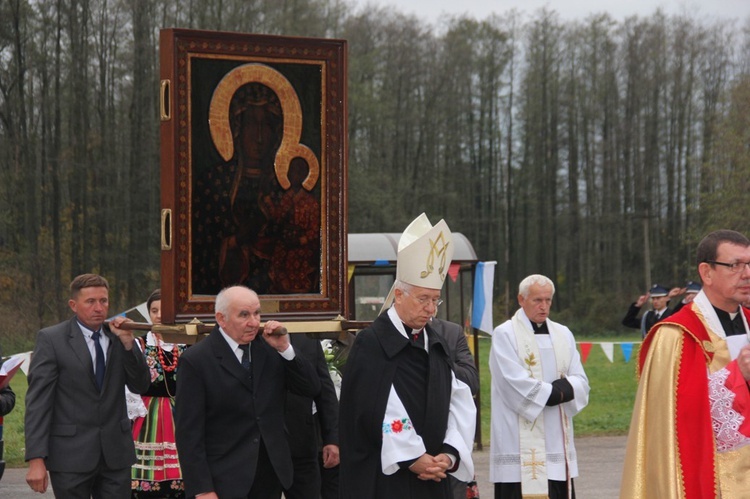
[471,261,496,333]
[107,301,149,323]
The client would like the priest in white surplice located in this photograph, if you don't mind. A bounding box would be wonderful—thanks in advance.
[490,274,589,499]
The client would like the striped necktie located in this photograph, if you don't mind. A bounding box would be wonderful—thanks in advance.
[239,343,251,370]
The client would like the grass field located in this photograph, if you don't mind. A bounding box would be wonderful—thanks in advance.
[475,336,639,448]
[1,335,640,467]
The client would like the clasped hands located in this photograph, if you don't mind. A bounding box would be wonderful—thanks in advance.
[409,452,452,481]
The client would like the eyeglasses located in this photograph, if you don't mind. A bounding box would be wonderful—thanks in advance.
[704,260,750,273]
[403,289,443,308]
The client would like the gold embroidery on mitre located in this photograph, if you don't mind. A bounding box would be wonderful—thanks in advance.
[420,231,450,279]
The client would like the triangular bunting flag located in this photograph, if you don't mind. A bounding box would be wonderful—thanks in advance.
[601,342,614,363]
[448,262,460,282]
[108,301,150,324]
[348,264,356,283]
[621,343,634,363]
[135,302,150,323]
[579,342,593,364]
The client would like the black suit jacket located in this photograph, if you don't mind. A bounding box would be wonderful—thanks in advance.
[621,304,675,337]
[285,334,339,458]
[24,317,150,472]
[430,318,479,395]
[175,327,321,498]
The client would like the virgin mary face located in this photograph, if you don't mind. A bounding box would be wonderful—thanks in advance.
[229,83,283,168]
[236,103,281,167]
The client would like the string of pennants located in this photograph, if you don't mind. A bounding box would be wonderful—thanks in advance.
[577,342,641,364]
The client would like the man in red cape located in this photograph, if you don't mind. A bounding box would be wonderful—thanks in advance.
[621,230,750,498]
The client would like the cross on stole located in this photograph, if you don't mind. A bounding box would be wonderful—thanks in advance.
[522,448,545,480]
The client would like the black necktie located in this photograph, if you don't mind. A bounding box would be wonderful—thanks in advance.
[239,343,251,370]
[92,330,105,391]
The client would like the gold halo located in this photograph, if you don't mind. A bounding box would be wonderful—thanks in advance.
[208,63,320,190]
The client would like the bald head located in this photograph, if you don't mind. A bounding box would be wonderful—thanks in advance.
[215,286,262,344]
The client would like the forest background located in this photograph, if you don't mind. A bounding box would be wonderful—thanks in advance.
[1,0,750,352]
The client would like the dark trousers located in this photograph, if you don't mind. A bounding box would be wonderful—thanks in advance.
[285,452,340,499]
[49,459,130,499]
[248,440,282,499]
[495,479,575,499]
[284,452,320,499]
[319,460,339,499]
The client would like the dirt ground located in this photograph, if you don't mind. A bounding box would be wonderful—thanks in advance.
[472,435,627,498]
[0,435,627,498]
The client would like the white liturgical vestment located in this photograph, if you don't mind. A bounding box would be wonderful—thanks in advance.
[489,309,590,484]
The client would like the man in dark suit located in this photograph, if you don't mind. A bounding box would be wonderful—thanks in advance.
[24,273,151,498]
[621,283,681,338]
[284,334,340,499]
[430,318,479,395]
[430,317,479,499]
[175,285,320,499]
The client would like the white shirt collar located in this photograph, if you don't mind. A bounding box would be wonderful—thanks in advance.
[387,306,428,349]
[145,331,174,349]
[77,321,101,338]
[218,327,241,351]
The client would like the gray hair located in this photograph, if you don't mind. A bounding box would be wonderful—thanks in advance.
[215,285,257,316]
[394,280,415,294]
[518,274,555,298]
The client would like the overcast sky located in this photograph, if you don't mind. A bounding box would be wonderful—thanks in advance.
[351,0,750,26]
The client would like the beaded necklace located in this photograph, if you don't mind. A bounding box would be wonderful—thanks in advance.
[157,341,179,372]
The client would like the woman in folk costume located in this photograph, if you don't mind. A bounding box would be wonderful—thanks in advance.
[489,274,590,499]
[130,289,187,498]
[339,213,476,499]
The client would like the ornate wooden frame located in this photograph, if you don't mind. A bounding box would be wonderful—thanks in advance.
[159,28,347,323]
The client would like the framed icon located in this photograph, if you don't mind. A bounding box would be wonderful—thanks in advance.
[159,28,348,323]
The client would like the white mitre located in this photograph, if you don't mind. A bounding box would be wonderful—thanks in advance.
[380,213,454,312]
